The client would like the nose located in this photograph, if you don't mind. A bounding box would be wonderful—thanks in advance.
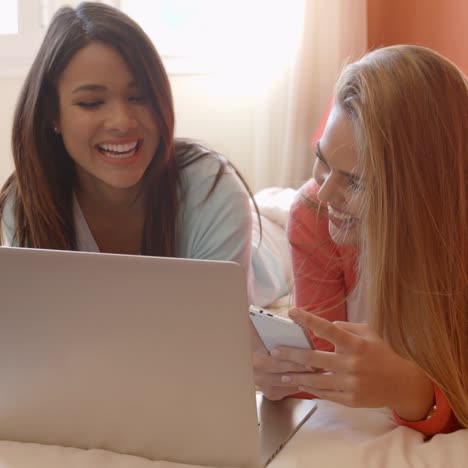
[104,101,137,133]
[316,177,338,205]
[313,159,342,205]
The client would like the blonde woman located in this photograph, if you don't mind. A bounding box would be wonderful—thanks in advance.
[253,45,467,436]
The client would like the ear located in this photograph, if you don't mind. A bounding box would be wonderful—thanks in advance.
[52,121,60,134]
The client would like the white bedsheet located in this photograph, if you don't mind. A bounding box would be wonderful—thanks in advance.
[0,442,206,468]
[249,188,296,306]
[249,187,296,307]
[0,402,466,468]
[271,401,468,468]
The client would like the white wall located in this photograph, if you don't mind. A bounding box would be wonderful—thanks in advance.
[0,73,258,189]
[0,78,21,186]
[171,74,256,185]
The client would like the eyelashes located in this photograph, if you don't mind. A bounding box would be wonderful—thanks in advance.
[315,151,328,168]
[348,178,362,191]
[314,150,362,191]
[128,95,146,103]
[77,101,103,109]
[75,96,147,110]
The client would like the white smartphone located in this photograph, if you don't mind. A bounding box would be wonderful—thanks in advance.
[249,305,314,352]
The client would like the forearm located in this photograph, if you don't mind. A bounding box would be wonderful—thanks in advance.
[393,381,460,436]
[391,359,435,421]
[390,358,461,436]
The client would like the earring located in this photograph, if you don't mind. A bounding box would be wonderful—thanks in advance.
[52,123,60,134]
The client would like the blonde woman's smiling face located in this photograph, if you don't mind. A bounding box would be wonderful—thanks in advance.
[313,108,362,246]
[56,42,160,194]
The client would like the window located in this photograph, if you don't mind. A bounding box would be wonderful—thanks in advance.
[1,2,18,34]
[0,0,119,77]
[0,0,43,77]
[120,0,239,73]
[0,0,304,77]
[119,0,305,75]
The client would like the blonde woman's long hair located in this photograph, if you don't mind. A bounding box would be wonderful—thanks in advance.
[335,45,467,426]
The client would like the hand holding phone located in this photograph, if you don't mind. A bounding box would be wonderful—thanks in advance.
[249,305,314,352]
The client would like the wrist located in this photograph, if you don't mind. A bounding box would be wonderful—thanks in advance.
[392,360,435,421]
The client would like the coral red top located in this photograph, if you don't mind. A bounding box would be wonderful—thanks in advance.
[287,178,460,436]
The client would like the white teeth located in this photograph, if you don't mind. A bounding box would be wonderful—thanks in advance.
[98,141,138,153]
[328,205,354,222]
[97,141,140,159]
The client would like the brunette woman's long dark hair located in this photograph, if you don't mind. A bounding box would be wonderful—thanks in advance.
[0,2,257,255]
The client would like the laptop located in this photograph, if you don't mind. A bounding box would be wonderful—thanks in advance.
[0,247,316,467]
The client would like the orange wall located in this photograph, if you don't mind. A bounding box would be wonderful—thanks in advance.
[368,0,468,73]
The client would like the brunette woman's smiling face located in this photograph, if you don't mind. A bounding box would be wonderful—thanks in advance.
[313,107,362,246]
[56,41,160,196]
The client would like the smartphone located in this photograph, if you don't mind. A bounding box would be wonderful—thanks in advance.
[249,305,314,352]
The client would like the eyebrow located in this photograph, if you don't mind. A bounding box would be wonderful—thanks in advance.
[72,84,106,94]
[316,141,360,181]
[71,80,139,94]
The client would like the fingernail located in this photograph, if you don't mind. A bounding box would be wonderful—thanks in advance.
[281,375,291,383]
[271,349,280,357]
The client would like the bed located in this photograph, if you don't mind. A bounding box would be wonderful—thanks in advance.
[0,187,466,468]
[0,402,467,468]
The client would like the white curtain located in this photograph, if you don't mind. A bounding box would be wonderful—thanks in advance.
[253,0,368,191]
